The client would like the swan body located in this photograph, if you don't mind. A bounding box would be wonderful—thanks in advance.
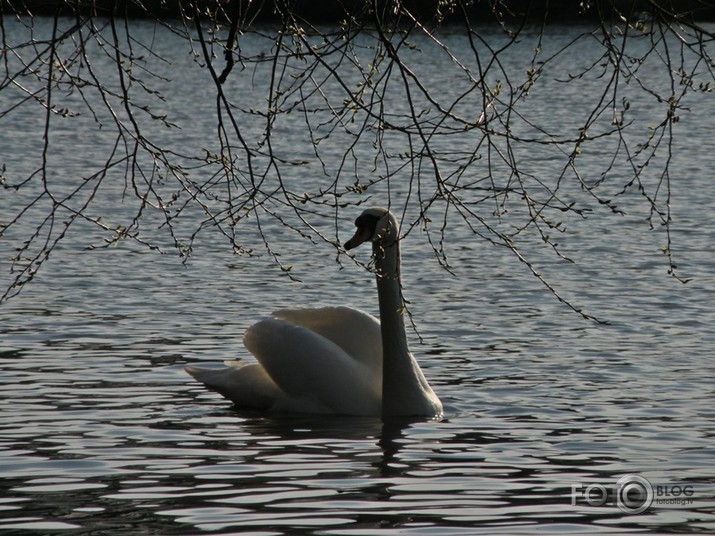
[186,207,442,418]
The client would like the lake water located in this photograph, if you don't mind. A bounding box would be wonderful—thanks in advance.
[1,14,715,534]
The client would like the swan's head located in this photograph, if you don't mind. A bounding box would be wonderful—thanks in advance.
[344,207,398,250]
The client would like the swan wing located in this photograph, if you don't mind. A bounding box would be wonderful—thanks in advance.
[243,317,382,416]
[270,306,382,370]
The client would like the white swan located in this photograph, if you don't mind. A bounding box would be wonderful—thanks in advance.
[185,207,442,418]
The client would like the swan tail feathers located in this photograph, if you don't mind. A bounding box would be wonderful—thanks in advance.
[185,362,284,410]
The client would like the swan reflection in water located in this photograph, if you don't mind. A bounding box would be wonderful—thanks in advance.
[186,207,443,419]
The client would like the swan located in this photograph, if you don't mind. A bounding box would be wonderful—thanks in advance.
[185,207,442,418]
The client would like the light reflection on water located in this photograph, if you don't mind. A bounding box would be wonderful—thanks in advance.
[1,17,715,535]
[1,329,714,534]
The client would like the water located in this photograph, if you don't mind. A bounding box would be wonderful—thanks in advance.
[1,16,715,534]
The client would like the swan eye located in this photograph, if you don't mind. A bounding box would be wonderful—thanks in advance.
[355,214,380,238]
[345,213,381,250]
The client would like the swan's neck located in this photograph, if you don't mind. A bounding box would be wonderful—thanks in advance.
[374,239,431,417]
[375,238,409,368]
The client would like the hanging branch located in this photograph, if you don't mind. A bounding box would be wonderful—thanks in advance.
[1,0,711,311]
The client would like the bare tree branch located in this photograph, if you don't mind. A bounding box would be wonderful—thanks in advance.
[1,0,712,313]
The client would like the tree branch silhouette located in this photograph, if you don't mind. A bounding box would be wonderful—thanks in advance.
[1,0,711,312]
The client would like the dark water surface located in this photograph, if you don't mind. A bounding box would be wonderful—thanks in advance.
[1,17,715,534]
